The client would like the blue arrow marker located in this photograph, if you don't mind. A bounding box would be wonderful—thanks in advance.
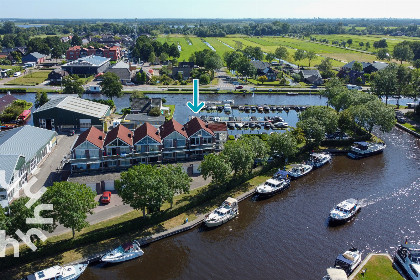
[187,79,205,113]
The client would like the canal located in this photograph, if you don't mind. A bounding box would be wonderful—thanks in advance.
[75,127,420,280]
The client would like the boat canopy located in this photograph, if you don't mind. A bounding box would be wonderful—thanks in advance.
[274,170,289,179]
[122,242,134,251]
[326,268,348,280]
[336,254,354,265]
[401,243,420,250]
[224,197,237,205]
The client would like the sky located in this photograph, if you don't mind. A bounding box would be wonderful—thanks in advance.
[0,0,419,19]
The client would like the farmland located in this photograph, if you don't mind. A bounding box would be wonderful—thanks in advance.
[157,34,419,68]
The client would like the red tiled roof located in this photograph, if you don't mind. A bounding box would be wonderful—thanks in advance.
[159,119,188,139]
[0,95,17,113]
[133,122,161,144]
[207,122,228,132]
[73,126,106,149]
[104,124,133,146]
[184,117,214,137]
[68,46,81,51]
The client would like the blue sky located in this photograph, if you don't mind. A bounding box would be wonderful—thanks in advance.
[0,0,419,19]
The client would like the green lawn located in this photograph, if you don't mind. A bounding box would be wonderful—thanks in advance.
[5,70,50,86]
[401,122,420,133]
[353,255,404,280]
[157,35,208,62]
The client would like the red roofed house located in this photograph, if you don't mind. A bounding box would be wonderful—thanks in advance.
[66,45,121,61]
[133,122,162,164]
[103,124,133,168]
[184,117,215,159]
[159,119,188,162]
[70,126,106,171]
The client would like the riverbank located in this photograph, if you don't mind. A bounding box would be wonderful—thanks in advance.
[3,167,272,280]
[349,253,404,280]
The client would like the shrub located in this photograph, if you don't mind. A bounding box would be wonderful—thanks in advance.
[148,107,161,116]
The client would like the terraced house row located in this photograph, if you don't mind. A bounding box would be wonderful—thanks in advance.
[70,117,227,172]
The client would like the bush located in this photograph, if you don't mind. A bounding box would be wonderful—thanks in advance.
[228,135,235,140]
[121,108,131,115]
[199,73,211,85]
[148,107,161,116]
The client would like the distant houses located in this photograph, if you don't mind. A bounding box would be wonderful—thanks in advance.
[66,45,121,61]
[48,69,69,83]
[0,126,57,208]
[22,52,47,65]
[69,117,227,172]
[338,60,389,84]
[250,60,277,81]
[106,61,134,84]
[0,94,17,114]
[171,62,196,80]
[298,69,323,85]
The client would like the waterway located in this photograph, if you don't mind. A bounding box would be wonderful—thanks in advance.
[9,93,420,279]
[76,127,419,280]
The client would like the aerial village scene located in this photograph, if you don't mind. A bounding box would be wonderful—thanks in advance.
[0,0,419,279]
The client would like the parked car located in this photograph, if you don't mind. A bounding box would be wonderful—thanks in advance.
[396,116,407,124]
[13,72,21,77]
[101,191,112,204]
[67,130,75,136]
[235,85,243,89]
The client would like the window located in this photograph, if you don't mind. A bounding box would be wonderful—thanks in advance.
[149,145,160,152]
[177,139,186,147]
[203,137,213,144]
[190,137,199,145]
[164,139,173,148]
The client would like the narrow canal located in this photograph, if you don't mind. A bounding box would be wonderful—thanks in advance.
[76,127,419,280]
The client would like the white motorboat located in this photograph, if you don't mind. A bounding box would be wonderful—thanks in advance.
[329,198,361,225]
[308,152,331,168]
[334,247,362,276]
[255,178,290,197]
[101,240,144,263]
[394,242,420,280]
[235,122,244,129]
[23,263,88,280]
[204,197,238,228]
[224,104,232,113]
[322,268,348,280]
[288,164,313,179]
[274,122,288,128]
[347,141,386,159]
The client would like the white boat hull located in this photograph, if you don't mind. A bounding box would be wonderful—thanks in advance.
[102,251,144,263]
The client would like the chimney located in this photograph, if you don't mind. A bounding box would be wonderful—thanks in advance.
[99,136,103,140]
[128,133,132,138]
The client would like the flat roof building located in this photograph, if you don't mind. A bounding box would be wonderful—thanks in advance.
[62,55,111,75]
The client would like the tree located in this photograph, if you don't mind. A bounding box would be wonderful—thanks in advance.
[222,138,255,177]
[306,50,316,67]
[350,99,395,134]
[258,75,268,84]
[359,42,364,47]
[116,164,168,216]
[161,164,191,208]
[35,92,50,108]
[352,61,363,72]
[148,52,156,64]
[376,48,390,61]
[71,34,82,46]
[318,58,334,78]
[371,63,398,105]
[267,132,298,161]
[293,49,306,66]
[393,43,414,64]
[199,73,211,85]
[129,90,145,101]
[275,46,288,60]
[204,52,223,72]
[297,118,325,147]
[234,40,243,50]
[41,182,97,238]
[243,136,269,162]
[5,197,41,239]
[148,107,161,116]
[373,39,388,49]
[62,75,84,97]
[224,51,243,72]
[414,59,420,69]
[135,71,147,85]
[101,72,123,100]
[237,57,256,80]
[200,154,232,186]
[159,52,169,62]
[347,39,353,46]
[168,44,180,58]
[0,206,8,232]
[299,106,339,134]
[265,52,275,63]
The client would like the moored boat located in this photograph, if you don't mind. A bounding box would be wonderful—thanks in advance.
[255,177,290,197]
[308,152,331,168]
[23,263,88,280]
[329,198,361,225]
[288,164,313,179]
[334,247,362,276]
[101,240,144,263]
[204,197,238,228]
[347,142,386,159]
[394,242,420,280]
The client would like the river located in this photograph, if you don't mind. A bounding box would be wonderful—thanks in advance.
[10,93,420,279]
[75,127,419,280]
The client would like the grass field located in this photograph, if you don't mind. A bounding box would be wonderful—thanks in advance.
[353,255,404,280]
[5,70,50,86]
[157,36,208,62]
